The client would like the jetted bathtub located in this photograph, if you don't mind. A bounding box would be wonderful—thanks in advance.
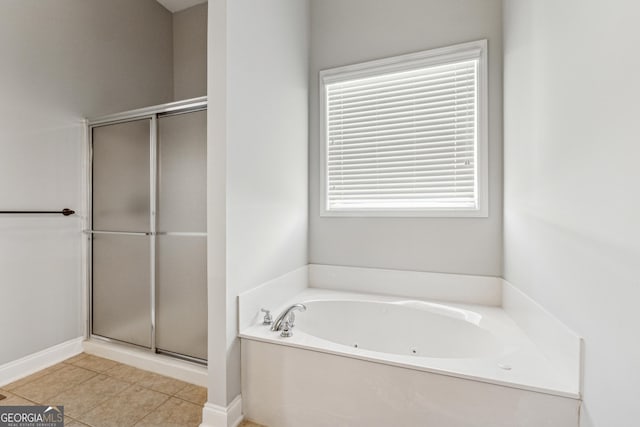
[240,289,580,427]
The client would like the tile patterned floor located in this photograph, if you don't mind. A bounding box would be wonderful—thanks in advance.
[0,353,264,427]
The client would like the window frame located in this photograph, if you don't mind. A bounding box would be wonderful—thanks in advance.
[319,40,489,218]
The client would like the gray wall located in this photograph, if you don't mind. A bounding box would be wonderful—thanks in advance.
[206,0,310,406]
[309,0,503,276]
[0,0,173,365]
[173,2,207,100]
[502,1,640,426]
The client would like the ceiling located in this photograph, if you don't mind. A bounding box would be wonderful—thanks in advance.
[156,0,207,13]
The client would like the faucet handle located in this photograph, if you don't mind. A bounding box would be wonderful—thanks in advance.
[260,308,273,325]
[280,320,293,337]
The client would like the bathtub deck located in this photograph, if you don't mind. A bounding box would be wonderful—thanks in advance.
[240,288,580,399]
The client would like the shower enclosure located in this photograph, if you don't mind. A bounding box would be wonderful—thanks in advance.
[87,97,207,363]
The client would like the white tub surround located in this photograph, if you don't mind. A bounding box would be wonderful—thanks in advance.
[241,289,578,399]
[238,264,502,332]
[238,266,308,331]
[502,280,583,398]
[309,264,502,306]
[242,340,579,427]
[239,264,582,426]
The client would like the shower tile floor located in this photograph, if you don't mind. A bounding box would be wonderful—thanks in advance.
[0,353,263,427]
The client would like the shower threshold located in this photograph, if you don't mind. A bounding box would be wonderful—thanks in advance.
[83,338,207,387]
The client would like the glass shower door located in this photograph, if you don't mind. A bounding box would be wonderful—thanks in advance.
[89,103,207,362]
[156,110,207,360]
[91,119,152,348]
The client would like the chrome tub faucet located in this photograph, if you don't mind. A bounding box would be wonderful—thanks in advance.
[271,303,307,337]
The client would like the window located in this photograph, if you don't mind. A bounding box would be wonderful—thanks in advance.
[320,40,488,217]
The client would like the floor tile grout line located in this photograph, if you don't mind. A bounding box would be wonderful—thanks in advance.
[66,361,121,375]
[3,363,66,391]
[168,394,207,407]
[46,369,100,405]
[9,355,122,391]
[10,367,99,405]
[9,372,193,403]
[15,369,59,391]
[131,396,203,427]
[72,382,173,427]
[97,365,198,398]
[130,402,162,427]
[88,356,202,392]
[0,391,41,406]
[123,383,200,405]
[66,414,92,427]
[139,382,207,406]
[129,390,172,427]
[53,381,138,421]
[5,355,207,420]
[171,382,190,396]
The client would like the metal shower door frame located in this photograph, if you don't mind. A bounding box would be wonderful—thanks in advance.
[85,96,207,364]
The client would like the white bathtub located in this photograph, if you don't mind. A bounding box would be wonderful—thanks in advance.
[240,288,580,427]
[298,299,502,359]
[241,289,576,397]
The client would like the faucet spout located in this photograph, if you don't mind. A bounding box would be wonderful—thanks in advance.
[271,303,307,332]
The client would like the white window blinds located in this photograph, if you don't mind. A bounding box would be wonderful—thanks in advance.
[321,41,487,216]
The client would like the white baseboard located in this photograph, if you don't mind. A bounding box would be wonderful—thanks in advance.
[83,339,208,387]
[201,395,243,427]
[0,337,84,387]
